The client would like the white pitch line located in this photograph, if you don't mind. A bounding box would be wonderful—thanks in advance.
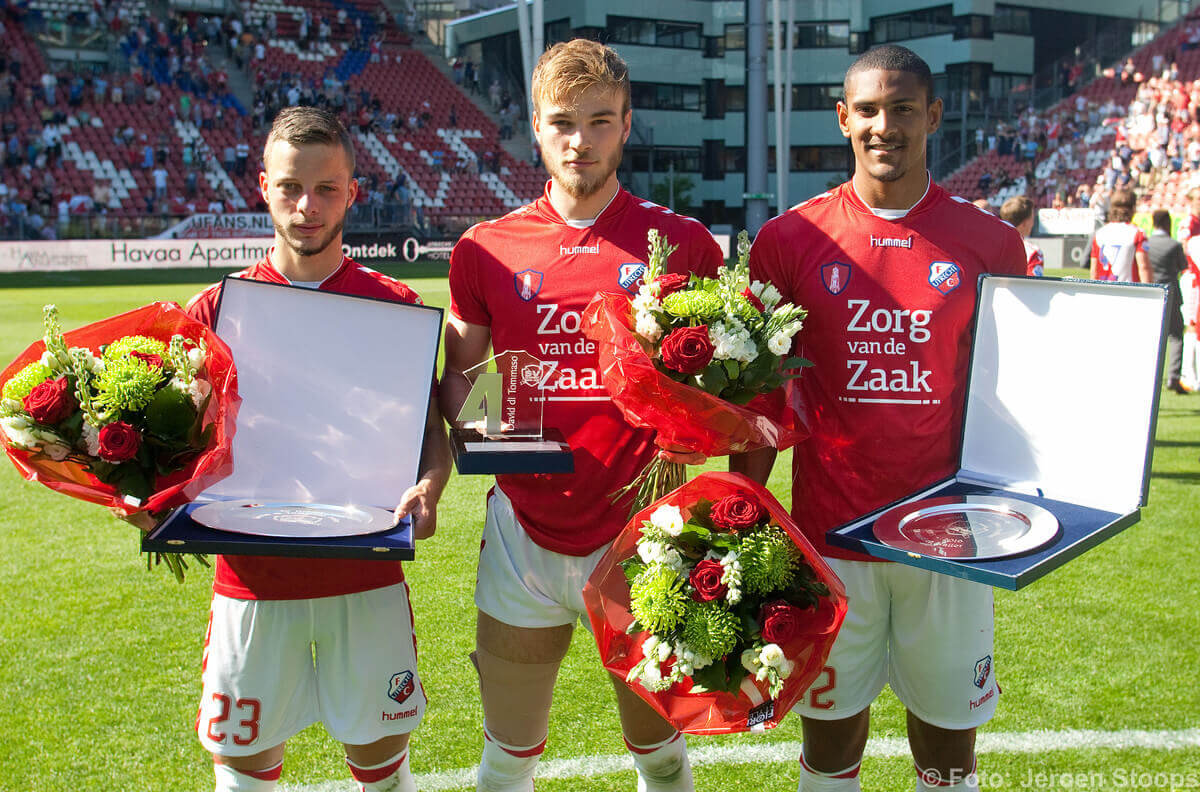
[280,728,1200,791]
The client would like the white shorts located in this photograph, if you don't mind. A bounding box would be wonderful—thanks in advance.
[475,486,611,629]
[792,558,999,730]
[197,582,426,756]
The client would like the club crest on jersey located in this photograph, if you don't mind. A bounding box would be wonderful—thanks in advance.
[617,262,646,291]
[388,670,415,704]
[514,269,544,301]
[821,261,851,295]
[928,261,961,295]
[973,656,992,689]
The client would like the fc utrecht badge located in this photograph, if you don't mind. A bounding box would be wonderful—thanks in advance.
[388,670,416,704]
[821,261,851,295]
[617,262,646,290]
[928,261,962,295]
[973,655,992,689]
[514,269,544,301]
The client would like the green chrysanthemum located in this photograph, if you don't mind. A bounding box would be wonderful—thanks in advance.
[681,600,741,659]
[103,335,166,361]
[94,356,164,413]
[144,385,197,438]
[740,526,799,595]
[2,362,54,403]
[662,291,723,321]
[630,564,690,634]
[731,294,764,325]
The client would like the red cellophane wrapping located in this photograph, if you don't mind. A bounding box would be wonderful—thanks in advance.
[581,292,807,456]
[1,301,239,515]
[582,472,847,734]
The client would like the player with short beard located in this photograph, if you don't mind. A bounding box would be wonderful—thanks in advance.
[442,40,722,792]
[735,46,1025,792]
[183,106,451,792]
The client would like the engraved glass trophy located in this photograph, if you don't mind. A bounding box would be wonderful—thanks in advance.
[450,350,573,474]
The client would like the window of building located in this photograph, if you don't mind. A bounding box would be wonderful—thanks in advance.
[769,84,842,112]
[725,83,746,112]
[626,146,701,173]
[790,145,850,172]
[631,82,702,111]
[794,21,850,48]
[871,6,953,43]
[607,16,701,48]
[544,18,571,46]
[953,14,991,40]
[993,5,1032,35]
[724,23,745,50]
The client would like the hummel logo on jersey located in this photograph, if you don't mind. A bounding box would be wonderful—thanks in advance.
[560,244,599,256]
[870,235,913,248]
[514,269,544,301]
[974,655,992,689]
[617,262,646,290]
[928,261,961,295]
[388,670,415,704]
[822,261,851,295]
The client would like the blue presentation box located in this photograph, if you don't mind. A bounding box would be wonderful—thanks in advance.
[826,276,1168,590]
[141,276,441,561]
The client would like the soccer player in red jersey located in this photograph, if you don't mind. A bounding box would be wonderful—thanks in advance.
[735,46,1026,792]
[185,107,450,792]
[1090,189,1150,282]
[442,40,722,792]
[998,196,1044,277]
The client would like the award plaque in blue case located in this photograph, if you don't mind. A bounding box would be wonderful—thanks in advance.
[143,276,443,561]
[827,276,1168,590]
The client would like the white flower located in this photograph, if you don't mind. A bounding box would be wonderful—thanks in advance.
[635,311,663,342]
[779,659,795,678]
[40,351,63,372]
[741,648,759,673]
[637,540,665,565]
[649,504,684,536]
[642,635,661,656]
[641,664,663,685]
[759,643,786,668]
[631,290,659,313]
[187,346,206,372]
[678,662,694,676]
[42,441,70,461]
[751,281,782,309]
[69,347,102,372]
[661,547,685,572]
[80,420,101,456]
[657,640,672,663]
[171,376,211,409]
[768,331,792,356]
[2,416,40,450]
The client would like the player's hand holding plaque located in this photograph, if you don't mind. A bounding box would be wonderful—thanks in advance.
[449,350,573,474]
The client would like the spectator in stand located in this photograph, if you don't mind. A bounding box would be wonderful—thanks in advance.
[1091,189,1150,282]
[236,140,250,176]
[999,195,1045,276]
[1146,209,1189,393]
[153,165,169,201]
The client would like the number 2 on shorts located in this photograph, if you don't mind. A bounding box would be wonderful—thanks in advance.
[206,693,262,746]
[809,666,836,710]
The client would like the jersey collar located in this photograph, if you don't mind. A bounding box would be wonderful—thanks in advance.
[843,173,939,220]
[535,180,629,227]
[253,249,352,288]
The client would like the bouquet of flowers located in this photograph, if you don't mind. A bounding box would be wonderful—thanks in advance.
[583,472,846,734]
[582,230,810,510]
[0,302,239,580]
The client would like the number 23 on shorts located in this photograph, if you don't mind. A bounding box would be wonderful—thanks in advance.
[205,693,262,746]
[809,666,836,710]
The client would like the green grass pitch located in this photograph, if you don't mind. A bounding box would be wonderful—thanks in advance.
[0,267,1196,791]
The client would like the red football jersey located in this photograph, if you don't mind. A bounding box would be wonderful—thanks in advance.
[750,181,1026,561]
[1091,222,1146,282]
[186,253,423,600]
[449,184,723,555]
[1023,238,1045,277]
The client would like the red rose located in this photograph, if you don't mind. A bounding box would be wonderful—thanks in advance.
[741,287,765,313]
[130,350,164,368]
[760,598,837,643]
[98,421,142,462]
[655,272,690,298]
[659,325,714,375]
[688,559,728,602]
[709,493,765,530]
[22,377,77,425]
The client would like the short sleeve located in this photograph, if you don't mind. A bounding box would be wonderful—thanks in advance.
[447,231,491,326]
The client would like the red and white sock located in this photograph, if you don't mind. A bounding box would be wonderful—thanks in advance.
[347,749,416,792]
[476,726,546,792]
[213,760,282,792]
[626,732,692,792]
[915,756,979,792]
[797,753,862,792]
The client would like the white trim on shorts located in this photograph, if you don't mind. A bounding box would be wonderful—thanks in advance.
[197,581,426,756]
[792,558,999,730]
[474,486,611,629]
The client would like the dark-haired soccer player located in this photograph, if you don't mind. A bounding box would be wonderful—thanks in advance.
[736,45,1025,792]
[186,106,450,792]
[443,39,722,792]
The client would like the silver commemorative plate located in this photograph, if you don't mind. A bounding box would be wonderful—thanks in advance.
[872,495,1059,560]
[191,500,396,538]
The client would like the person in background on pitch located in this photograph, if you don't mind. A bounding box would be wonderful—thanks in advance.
[1145,208,1189,393]
[735,45,1026,792]
[442,39,722,792]
[184,106,449,792]
[1090,189,1151,283]
[998,195,1045,276]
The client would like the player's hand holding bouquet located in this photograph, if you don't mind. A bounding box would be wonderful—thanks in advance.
[0,303,238,580]
[583,230,810,511]
[583,472,846,733]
